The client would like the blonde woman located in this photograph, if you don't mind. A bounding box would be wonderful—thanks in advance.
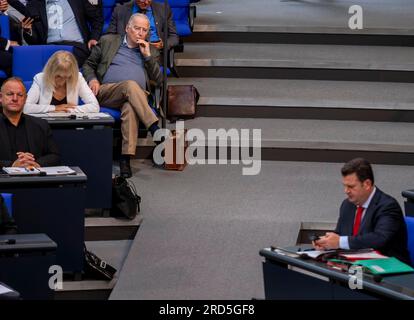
[24,50,99,114]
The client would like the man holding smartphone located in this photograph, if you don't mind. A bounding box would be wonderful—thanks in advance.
[22,0,103,66]
[313,158,411,265]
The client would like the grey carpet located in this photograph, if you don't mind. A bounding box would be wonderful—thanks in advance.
[110,160,414,299]
[176,43,414,71]
[171,117,414,152]
[194,0,414,35]
[169,78,414,110]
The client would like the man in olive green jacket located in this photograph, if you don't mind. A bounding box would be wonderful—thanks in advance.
[83,13,162,178]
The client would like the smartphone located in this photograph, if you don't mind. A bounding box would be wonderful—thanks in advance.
[23,15,41,23]
[309,234,321,242]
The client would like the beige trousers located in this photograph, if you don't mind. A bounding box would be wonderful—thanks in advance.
[98,81,158,155]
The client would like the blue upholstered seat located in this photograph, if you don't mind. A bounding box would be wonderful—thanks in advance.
[1,193,13,217]
[12,45,74,90]
[0,14,11,79]
[405,216,414,266]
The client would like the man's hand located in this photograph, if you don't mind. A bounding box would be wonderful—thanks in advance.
[13,152,40,168]
[21,17,34,31]
[0,0,8,13]
[17,152,35,163]
[9,40,19,47]
[88,79,100,96]
[12,160,40,168]
[54,104,75,112]
[88,39,98,50]
[150,39,163,50]
[137,39,151,58]
[313,232,340,250]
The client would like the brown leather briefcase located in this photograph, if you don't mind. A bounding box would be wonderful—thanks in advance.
[167,85,200,122]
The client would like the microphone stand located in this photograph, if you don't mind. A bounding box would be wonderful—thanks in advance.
[161,0,168,129]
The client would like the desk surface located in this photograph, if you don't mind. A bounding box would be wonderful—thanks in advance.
[43,115,115,127]
[260,246,414,300]
[0,234,57,254]
[0,167,87,185]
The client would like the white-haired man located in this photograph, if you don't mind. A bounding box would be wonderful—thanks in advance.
[83,13,162,178]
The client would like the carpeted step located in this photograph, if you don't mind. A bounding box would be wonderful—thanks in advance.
[168,78,414,121]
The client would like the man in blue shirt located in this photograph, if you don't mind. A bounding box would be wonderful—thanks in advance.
[106,0,178,50]
[22,0,103,65]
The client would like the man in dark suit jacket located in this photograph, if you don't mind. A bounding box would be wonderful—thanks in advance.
[314,158,411,265]
[6,0,28,16]
[0,194,17,235]
[0,77,60,168]
[106,0,178,50]
[22,0,103,65]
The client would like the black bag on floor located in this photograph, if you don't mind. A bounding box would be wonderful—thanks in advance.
[111,176,141,220]
[83,245,117,280]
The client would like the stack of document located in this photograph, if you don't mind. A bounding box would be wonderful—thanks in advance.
[338,250,388,261]
[353,257,414,275]
[295,248,387,261]
[295,249,337,260]
[2,167,40,176]
[29,112,111,119]
[3,166,76,176]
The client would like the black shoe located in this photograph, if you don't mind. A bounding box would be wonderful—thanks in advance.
[119,157,132,178]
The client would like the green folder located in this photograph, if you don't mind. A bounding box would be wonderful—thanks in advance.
[353,257,414,275]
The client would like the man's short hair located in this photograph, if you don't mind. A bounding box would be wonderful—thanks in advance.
[0,77,26,95]
[341,158,374,184]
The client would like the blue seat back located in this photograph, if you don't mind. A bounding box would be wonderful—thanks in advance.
[0,13,10,39]
[1,193,13,217]
[103,0,117,33]
[12,45,74,90]
[154,0,192,37]
[406,216,414,266]
[0,14,10,79]
[100,106,122,121]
